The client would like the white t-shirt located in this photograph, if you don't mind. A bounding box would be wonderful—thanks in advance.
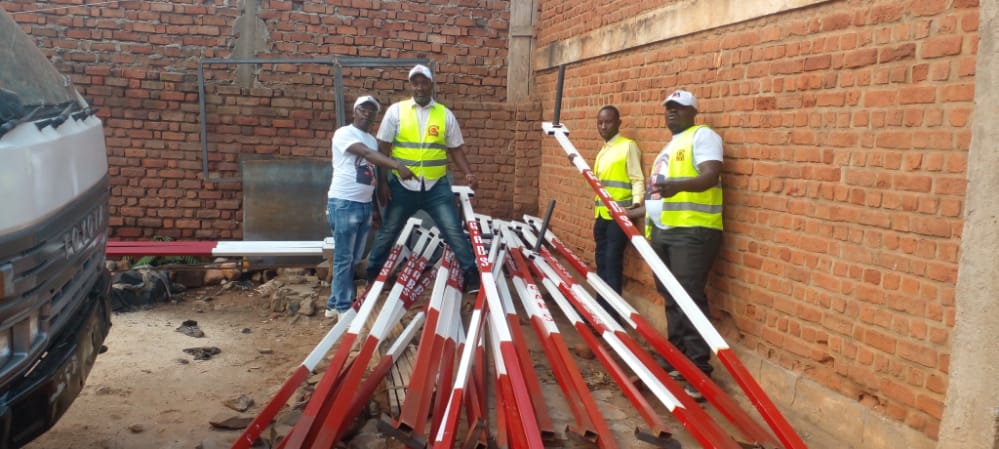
[646,126,723,230]
[376,98,464,191]
[327,124,379,202]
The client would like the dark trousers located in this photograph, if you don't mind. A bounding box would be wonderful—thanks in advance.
[593,217,628,318]
[650,226,722,376]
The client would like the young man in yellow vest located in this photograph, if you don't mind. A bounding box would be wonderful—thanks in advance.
[646,90,724,401]
[365,64,481,293]
[592,105,644,321]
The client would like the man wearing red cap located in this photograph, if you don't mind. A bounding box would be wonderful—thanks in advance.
[324,95,414,321]
[646,89,724,400]
[365,64,481,294]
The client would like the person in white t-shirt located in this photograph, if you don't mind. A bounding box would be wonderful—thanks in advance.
[645,90,724,401]
[325,95,414,321]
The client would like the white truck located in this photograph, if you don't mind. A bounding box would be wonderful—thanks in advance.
[0,7,112,448]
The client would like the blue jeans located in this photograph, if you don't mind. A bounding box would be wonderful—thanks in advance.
[327,198,372,312]
[366,176,476,280]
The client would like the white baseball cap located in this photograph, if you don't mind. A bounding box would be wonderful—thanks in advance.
[353,95,380,112]
[663,90,698,110]
[408,64,433,82]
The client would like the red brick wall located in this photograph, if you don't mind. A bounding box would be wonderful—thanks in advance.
[9,0,519,239]
[535,0,685,48]
[534,0,976,440]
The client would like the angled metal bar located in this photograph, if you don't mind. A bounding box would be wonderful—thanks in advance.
[526,249,741,449]
[498,222,618,448]
[439,186,545,449]
[280,218,422,449]
[522,215,783,448]
[540,120,807,449]
[392,250,456,438]
[307,231,443,448]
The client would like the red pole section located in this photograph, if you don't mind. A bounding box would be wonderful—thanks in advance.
[515,221,740,449]
[541,123,808,449]
[491,246,557,440]
[449,186,545,449]
[396,250,457,434]
[282,219,423,449]
[461,320,488,449]
[234,219,419,449]
[529,253,742,449]
[431,287,487,449]
[429,281,462,440]
[229,310,353,449]
[307,231,442,448]
[499,224,621,448]
[106,240,219,256]
[487,310,532,449]
[520,217,780,447]
[343,311,426,435]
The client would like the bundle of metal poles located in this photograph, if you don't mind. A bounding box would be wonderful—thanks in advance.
[229,179,807,449]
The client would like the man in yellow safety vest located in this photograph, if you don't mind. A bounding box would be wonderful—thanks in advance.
[365,64,481,293]
[592,105,644,321]
[646,90,724,401]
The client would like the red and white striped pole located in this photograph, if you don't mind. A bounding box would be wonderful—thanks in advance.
[542,118,808,449]
[523,259,675,445]
[431,285,488,449]
[525,248,742,449]
[230,218,420,449]
[393,249,458,436]
[453,186,545,449]
[497,222,619,448]
[431,186,545,449]
[522,216,782,447]
[282,219,426,449]
[489,225,558,442]
[341,310,427,438]
[305,230,442,448]
[229,307,353,449]
[428,273,463,440]
[456,316,489,449]
[511,223,734,446]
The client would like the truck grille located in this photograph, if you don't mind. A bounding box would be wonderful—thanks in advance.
[0,178,109,387]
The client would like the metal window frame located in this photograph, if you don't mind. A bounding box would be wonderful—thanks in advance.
[197,57,431,183]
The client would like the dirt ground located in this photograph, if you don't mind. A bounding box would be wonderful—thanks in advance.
[23,270,841,449]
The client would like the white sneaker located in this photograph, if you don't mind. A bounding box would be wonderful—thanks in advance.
[324,308,341,319]
[683,384,705,402]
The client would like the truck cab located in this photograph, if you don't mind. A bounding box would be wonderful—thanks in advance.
[0,7,113,448]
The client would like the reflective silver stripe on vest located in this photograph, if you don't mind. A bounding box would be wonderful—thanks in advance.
[595,198,633,207]
[395,157,448,167]
[393,141,449,150]
[661,202,723,213]
[599,179,631,189]
[663,175,722,188]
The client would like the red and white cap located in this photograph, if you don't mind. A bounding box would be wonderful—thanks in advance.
[663,90,698,110]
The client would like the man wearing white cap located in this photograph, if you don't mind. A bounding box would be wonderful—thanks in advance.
[365,64,481,294]
[324,95,414,321]
[646,89,724,400]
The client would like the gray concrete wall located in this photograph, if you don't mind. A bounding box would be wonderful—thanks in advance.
[936,0,999,448]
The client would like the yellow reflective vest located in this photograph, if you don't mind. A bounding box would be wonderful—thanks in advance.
[391,99,448,180]
[594,135,637,219]
[657,125,723,230]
